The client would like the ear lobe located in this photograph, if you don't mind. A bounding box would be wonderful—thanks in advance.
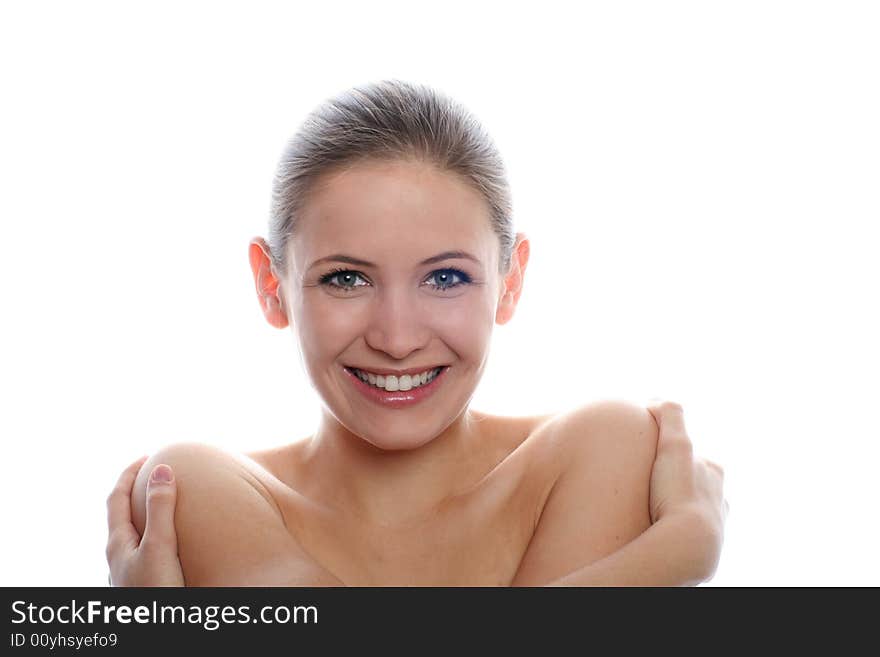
[262,295,289,329]
[249,238,289,330]
[495,290,516,325]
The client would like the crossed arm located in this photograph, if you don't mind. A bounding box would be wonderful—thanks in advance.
[106,402,727,587]
[510,400,725,586]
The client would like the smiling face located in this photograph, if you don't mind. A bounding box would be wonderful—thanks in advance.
[253,158,528,451]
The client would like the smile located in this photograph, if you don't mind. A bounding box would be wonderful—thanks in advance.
[349,366,444,391]
[342,365,449,409]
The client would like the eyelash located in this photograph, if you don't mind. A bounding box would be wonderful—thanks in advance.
[318,267,472,292]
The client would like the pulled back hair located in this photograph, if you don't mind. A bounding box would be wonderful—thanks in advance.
[268,79,515,276]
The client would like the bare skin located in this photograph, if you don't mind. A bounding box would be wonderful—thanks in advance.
[108,159,727,586]
[110,402,724,586]
[126,401,660,586]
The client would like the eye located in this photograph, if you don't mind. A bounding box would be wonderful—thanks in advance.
[318,268,368,291]
[424,268,471,291]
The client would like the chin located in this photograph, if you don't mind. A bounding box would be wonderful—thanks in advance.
[321,373,477,451]
[356,426,440,452]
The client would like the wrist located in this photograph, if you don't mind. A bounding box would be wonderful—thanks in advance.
[665,507,724,583]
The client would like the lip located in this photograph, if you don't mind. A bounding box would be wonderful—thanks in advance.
[342,365,449,409]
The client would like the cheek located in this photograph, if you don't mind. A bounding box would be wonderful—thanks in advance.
[431,294,496,355]
[294,300,360,357]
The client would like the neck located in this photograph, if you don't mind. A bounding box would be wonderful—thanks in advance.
[299,407,490,526]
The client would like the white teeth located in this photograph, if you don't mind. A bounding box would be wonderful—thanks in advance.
[352,367,442,391]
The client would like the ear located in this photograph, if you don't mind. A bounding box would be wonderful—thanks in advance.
[495,233,530,325]
[248,238,289,329]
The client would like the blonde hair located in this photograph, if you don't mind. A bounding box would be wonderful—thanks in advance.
[268,79,515,275]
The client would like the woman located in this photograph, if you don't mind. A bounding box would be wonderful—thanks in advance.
[105,80,727,586]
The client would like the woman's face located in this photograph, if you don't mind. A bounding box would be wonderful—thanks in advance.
[278,158,523,451]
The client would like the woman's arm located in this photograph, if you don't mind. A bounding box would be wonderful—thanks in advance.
[545,510,720,586]
[512,401,726,586]
[511,400,658,585]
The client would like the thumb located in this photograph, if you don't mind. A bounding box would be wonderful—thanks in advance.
[141,464,178,551]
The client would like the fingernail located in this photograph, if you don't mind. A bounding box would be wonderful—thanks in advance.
[150,464,173,484]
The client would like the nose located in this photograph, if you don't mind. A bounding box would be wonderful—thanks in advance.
[363,285,432,360]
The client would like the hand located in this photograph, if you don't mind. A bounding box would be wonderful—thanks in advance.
[646,401,728,578]
[105,456,185,586]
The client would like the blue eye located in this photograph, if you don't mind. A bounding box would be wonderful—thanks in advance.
[426,268,471,290]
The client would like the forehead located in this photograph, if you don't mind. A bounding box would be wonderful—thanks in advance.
[293,159,495,266]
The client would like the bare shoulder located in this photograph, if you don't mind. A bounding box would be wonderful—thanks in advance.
[131,442,283,532]
[508,399,658,479]
[510,399,659,586]
[132,442,327,586]
[543,399,659,461]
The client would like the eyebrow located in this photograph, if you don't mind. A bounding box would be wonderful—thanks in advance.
[307,250,482,270]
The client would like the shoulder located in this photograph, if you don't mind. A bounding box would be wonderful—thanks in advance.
[548,398,659,465]
[131,442,228,534]
[516,399,658,480]
[131,442,297,586]
[133,441,239,483]
[510,399,659,586]
[132,442,283,531]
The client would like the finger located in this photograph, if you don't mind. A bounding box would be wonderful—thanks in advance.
[704,459,725,478]
[141,464,179,552]
[647,401,692,453]
[106,455,149,534]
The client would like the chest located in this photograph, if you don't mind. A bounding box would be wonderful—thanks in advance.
[277,459,552,586]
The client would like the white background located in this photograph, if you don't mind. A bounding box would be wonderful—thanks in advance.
[1,1,877,586]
